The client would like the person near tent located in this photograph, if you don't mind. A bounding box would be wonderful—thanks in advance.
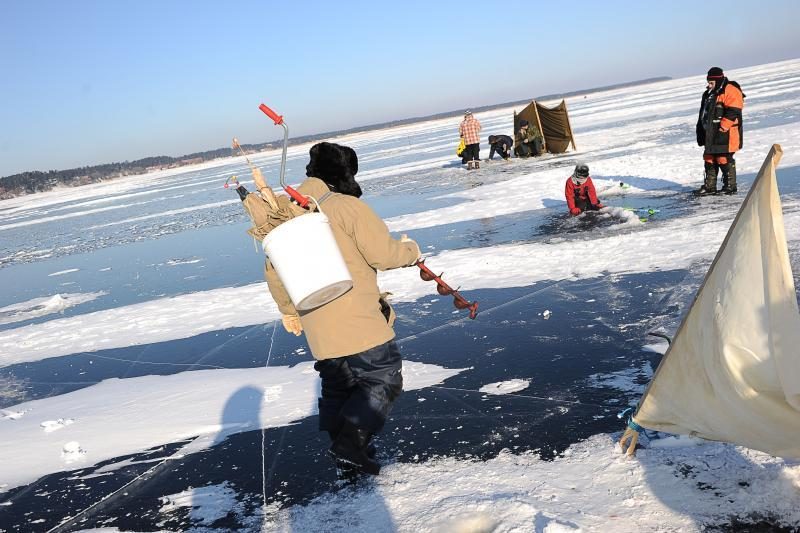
[487,134,513,161]
[695,66,745,195]
[565,162,604,215]
[256,142,421,479]
[515,120,544,158]
[459,110,482,170]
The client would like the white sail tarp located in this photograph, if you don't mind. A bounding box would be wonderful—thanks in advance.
[633,145,800,458]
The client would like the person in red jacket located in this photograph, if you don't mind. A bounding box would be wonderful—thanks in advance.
[565,162,604,215]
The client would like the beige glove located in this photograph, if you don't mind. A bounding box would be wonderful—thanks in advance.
[281,314,303,336]
[400,234,422,262]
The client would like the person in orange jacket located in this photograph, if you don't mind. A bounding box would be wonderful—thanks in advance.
[565,162,604,215]
[695,67,745,195]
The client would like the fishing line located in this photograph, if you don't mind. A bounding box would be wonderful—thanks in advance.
[76,323,265,370]
[394,277,642,413]
[45,436,201,533]
[396,278,568,345]
[70,278,567,371]
[261,320,278,522]
[83,352,227,369]
[38,276,573,530]
[42,323,279,532]
[430,385,619,411]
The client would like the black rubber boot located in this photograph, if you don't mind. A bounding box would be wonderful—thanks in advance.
[328,429,375,458]
[333,440,375,483]
[720,161,737,194]
[333,457,361,483]
[329,422,380,476]
[696,162,718,195]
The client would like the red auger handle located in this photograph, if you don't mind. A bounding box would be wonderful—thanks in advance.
[258,103,284,125]
[284,185,309,208]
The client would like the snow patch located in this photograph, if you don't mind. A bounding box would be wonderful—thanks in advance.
[266,434,800,532]
[0,292,106,326]
[165,257,203,266]
[160,482,240,526]
[61,441,86,463]
[41,418,75,432]
[0,360,465,492]
[587,362,653,395]
[47,268,79,277]
[479,379,531,395]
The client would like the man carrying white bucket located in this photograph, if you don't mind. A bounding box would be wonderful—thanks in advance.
[261,142,421,479]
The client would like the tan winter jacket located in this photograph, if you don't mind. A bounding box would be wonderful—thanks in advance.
[262,178,420,360]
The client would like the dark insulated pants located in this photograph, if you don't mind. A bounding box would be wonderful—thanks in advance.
[462,143,480,162]
[489,144,510,160]
[515,139,543,158]
[574,197,600,213]
[314,341,403,435]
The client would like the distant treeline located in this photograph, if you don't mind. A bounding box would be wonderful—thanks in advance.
[0,145,281,199]
[0,76,669,200]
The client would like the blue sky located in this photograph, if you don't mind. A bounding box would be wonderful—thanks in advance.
[1,0,798,176]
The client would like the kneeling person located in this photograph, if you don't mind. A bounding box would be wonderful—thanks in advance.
[487,134,513,160]
[515,120,544,158]
[565,162,604,215]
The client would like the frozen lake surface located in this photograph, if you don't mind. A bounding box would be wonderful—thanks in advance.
[1,59,800,531]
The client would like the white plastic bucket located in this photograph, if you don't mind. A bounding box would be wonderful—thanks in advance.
[263,210,353,311]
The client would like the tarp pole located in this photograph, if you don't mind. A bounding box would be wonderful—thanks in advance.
[562,99,577,152]
[531,100,547,153]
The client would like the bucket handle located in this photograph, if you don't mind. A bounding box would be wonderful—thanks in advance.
[262,195,327,257]
[305,195,326,217]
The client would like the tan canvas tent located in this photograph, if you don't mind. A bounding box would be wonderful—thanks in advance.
[513,99,577,154]
[620,145,800,459]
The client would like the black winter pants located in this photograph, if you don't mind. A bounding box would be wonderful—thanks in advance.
[462,143,480,162]
[489,143,510,160]
[515,138,543,158]
[574,196,601,213]
[314,341,403,435]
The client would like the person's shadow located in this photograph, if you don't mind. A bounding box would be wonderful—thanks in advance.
[214,372,396,531]
[213,385,263,447]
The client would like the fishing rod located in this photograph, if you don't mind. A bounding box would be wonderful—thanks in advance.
[227,136,278,209]
[232,136,257,171]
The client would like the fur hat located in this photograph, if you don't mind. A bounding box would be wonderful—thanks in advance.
[305,142,362,198]
[706,67,724,81]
